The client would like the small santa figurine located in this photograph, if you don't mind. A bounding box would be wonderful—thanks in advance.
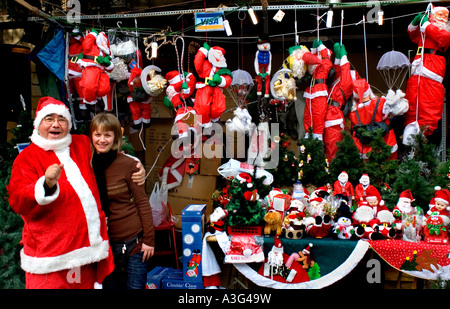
[355,174,378,205]
[374,209,397,239]
[426,186,450,226]
[353,204,383,240]
[127,66,152,129]
[207,207,228,234]
[333,171,355,206]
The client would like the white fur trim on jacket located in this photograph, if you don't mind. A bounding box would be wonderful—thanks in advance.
[34,176,59,205]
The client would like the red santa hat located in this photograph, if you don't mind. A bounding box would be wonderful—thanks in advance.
[236,172,253,188]
[128,67,143,90]
[302,243,313,255]
[208,46,227,68]
[272,236,283,254]
[432,6,449,15]
[399,189,414,202]
[34,96,72,130]
[353,78,372,103]
[434,186,450,205]
[365,186,381,202]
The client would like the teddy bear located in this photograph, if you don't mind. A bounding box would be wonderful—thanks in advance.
[264,210,283,236]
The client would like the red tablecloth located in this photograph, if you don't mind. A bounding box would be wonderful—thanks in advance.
[368,239,450,280]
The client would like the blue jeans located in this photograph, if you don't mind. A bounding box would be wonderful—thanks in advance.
[103,252,148,289]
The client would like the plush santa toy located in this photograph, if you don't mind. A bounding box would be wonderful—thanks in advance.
[355,174,378,205]
[323,44,356,161]
[333,171,355,205]
[348,78,398,160]
[403,6,450,145]
[303,39,334,141]
[254,34,272,120]
[426,186,450,226]
[374,209,397,239]
[127,67,152,129]
[77,29,114,112]
[207,207,228,234]
[392,189,416,229]
[353,205,383,240]
[193,43,232,131]
[67,28,85,111]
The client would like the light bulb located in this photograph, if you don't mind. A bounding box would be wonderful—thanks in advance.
[151,42,158,59]
[248,6,258,25]
[378,10,384,25]
[223,19,232,36]
[326,9,334,28]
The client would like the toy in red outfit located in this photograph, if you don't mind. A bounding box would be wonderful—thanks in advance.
[193,43,232,130]
[355,174,378,205]
[254,34,272,120]
[7,97,114,288]
[323,44,355,160]
[403,6,450,145]
[67,28,85,110]
[374,209,397,239]
[333,171,355,205]
[426,186,450,226]
[303,39,333,140]
[164,70,198,139]
[348,78,398,160]
[365,186,389,215]
[77,29,114,111]
[127,67,152,129]
[392,189,416,228]
[353,205,383,240]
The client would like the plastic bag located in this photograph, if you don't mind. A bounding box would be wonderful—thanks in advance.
[149,182,169,227]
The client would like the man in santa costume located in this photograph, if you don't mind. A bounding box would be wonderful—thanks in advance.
[77,29,114,112]
[403,6,450,145]
[7,97,115,288]
[323,43,359,161]
[164,70,198,139]
[348,78,398,160]
[194,43,232,131]
[303,39,333,141]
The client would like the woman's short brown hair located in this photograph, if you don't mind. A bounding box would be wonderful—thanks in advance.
[89,113,123,151]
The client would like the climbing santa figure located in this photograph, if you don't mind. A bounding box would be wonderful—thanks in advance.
[67,28,85,112]
[193,43,232,132]
[402,5,450,145]
[303,39,333,141]
[77,29,114,113]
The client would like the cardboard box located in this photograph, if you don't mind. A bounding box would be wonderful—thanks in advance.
[182,204,206,283]
[161,275,204,289]
[151,94,174,119]
[168,174,217,215]
[146,266,172,289]
[144,119,175,167]
[200,142,222,176]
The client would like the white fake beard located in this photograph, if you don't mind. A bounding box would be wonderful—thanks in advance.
[292,59,306,79]
[30,129,72,152]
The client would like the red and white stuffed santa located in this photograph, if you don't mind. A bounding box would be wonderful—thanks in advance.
[333,171,355,203]
[67,28,85,110]
[403,6,450,144]
[7,97,114,288]
[77,29,114,111]
[303,39,333,141]
[352,205,383,240]
[348,78,398,160]
[355,174,379,205]
[426,186,450,226]
[165,70,198,139]
[194,43,232,130]
[127,67,152,129]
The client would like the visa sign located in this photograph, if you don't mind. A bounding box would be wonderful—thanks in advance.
[195,12,224,32]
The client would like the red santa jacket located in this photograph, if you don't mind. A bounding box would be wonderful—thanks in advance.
[68,35,83,77]
[303,47,333,101]
[7,134,113,281]
[408,21,450,82]
[348,97,398,158]
[77,30,114,72]
[333,180,355,199]
[194,47,232,89]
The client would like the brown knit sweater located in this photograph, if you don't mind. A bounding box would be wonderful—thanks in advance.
[104,152,155,255]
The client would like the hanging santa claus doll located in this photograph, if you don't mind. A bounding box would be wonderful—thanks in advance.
[77,29,114,113]
[348,78,398,160]
[323,43,357,161]
[303,39,333,141]
[164,70,197,139]
[403,6,450,145]
[194,43,232,132]
[254,34,272,121]
[127,67,152,129]
[67,27,85,111]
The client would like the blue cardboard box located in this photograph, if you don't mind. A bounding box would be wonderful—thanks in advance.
[181,204,206,283]
[161,268,204,289]
[146,266,172,289]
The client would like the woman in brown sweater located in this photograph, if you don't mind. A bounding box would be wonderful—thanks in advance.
[90,113,155,289]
